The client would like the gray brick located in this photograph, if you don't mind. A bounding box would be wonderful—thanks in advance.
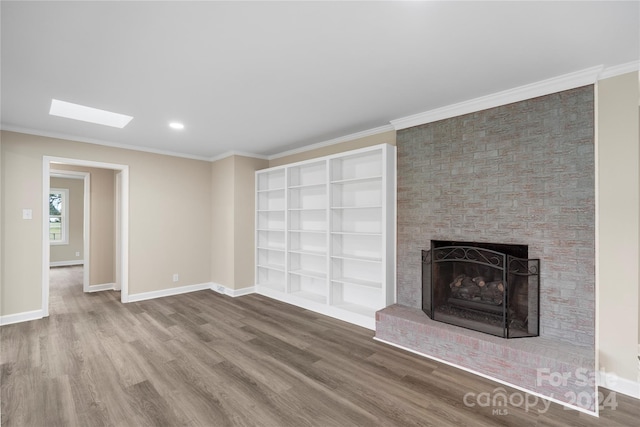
[394,85,595,347]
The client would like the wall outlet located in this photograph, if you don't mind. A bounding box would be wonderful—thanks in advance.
[75,252,80,257]
[172,274,179,282]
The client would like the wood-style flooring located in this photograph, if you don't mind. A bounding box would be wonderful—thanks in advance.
[1,266,638,426]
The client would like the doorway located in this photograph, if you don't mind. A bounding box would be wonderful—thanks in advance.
[49,170,90,292]
[42,157,129,317]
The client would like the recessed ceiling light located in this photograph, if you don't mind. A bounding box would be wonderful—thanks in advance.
[169,122,184,130]
[49,99,133,128]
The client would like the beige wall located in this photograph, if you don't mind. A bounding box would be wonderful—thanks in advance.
[84,167,114,285]
[49,176,84,264]
[210,155,268,290]
[0,131,212,316]
[50,165,116,286]
[597,71,640,384]
[0,137,3,305]
[211,155,235,287]
[269,130,396,167]
[2,134,43,314]
[234,156,269,289]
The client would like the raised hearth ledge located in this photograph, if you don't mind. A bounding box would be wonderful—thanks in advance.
[375,304,597,415]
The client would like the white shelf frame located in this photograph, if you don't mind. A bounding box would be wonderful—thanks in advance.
[255,144,396,329]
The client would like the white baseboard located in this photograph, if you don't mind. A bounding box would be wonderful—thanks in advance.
[87,283,116,292]
[128,282,213,303]
[211,282,255,297]
[231,286,255,297]
[50,260,84,267]
[598,371,640,399]
[255,285,375,330]
[0,282,253,325]
[0,309,45,326]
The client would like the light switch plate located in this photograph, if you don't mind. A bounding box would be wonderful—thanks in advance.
[22,209,33,220]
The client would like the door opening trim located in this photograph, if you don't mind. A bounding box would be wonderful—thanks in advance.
[42,156,129,316]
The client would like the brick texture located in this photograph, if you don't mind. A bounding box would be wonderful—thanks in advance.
[395,86,595,348]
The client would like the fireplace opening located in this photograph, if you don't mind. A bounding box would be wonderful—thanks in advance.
[422,240,539,338]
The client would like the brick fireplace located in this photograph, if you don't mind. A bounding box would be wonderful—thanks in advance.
[423,240,540,339]
[376,86,597,412]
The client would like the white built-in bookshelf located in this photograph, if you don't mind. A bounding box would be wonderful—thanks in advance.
[255,144,396,329]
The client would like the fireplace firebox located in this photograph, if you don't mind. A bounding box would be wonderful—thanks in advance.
[422,240,539,338]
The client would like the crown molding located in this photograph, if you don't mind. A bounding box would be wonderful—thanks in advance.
[0,125,213,161]
[390,65,604,131]
[599,60,640,80]
[268,124,395,160]
[208,150,268,162]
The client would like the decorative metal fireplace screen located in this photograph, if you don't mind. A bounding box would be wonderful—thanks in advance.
[422,242,539,338]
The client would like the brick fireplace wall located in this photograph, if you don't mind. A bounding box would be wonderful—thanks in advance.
[396,85,595,348]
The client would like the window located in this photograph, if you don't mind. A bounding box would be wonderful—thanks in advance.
[49,188,69,245]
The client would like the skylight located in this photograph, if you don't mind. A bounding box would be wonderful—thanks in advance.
[49,99,133,128]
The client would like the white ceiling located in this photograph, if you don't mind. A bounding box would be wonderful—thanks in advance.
[1,1,638,160]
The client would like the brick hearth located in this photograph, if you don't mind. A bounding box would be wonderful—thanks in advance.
[376,305,595,410]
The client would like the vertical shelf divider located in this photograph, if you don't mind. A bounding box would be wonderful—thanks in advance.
[325,159,332,306]
[284,167,290,294]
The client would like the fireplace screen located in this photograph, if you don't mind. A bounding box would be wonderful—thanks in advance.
[422,241,539,338]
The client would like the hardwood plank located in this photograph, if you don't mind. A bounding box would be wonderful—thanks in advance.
[125,380,184,426]
[209,341,293,394]
[55,375,82,426]
[160,358,237,425]
[1,266,638,427]
[100,335,148,388]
